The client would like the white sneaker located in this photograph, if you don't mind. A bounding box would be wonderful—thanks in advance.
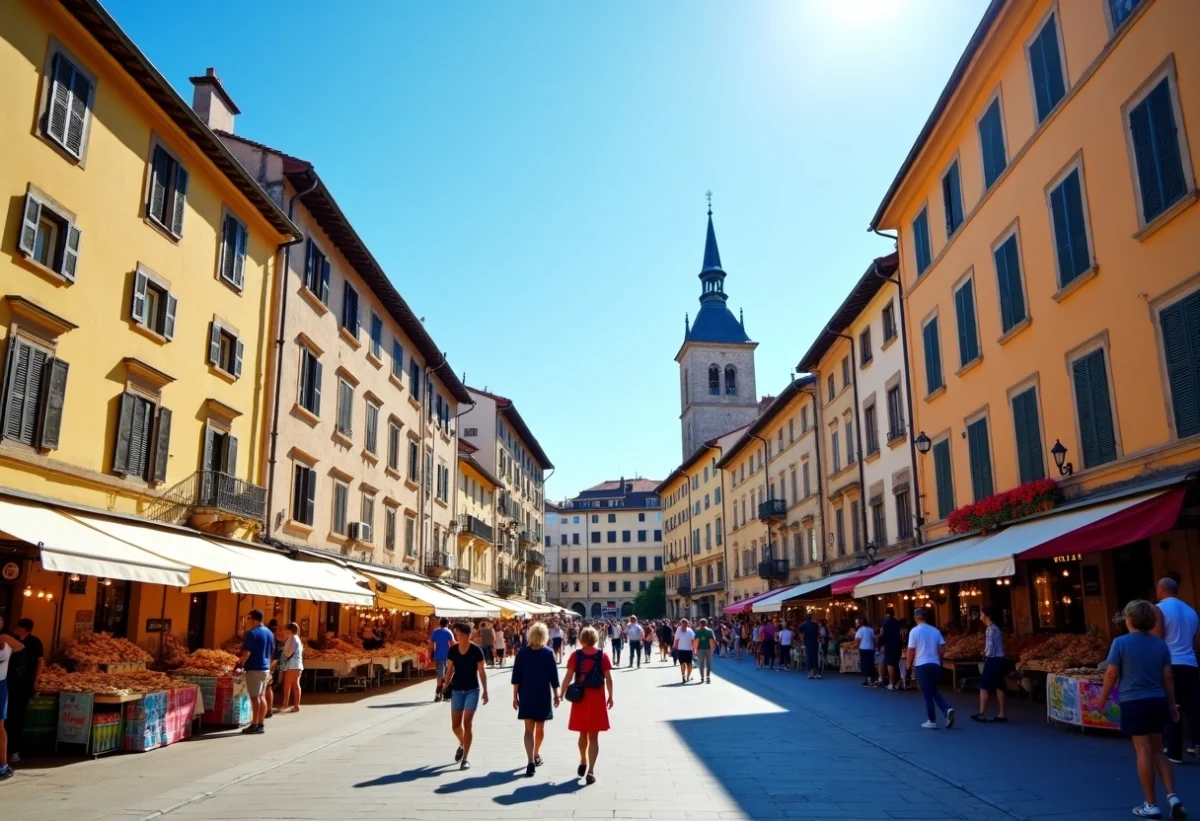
[921,720,938,729]
[886,684,895,691]
[1132,802,1163,818]
[945,708,956,729]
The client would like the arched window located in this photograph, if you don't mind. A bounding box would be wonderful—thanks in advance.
[725,365,737,395]
[590,602,602,618]
[708,365,720,395]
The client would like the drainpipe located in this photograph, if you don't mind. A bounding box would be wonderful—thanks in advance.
[826,327,871,564]
[870,233,924,544]
[264,176,319,544]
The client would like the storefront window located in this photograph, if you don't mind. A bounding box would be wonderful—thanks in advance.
[1029,557,1084,633]
[95,578,132,637]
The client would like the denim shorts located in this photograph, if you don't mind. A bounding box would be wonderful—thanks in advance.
[0,678,8,721]
[450,688,480,712]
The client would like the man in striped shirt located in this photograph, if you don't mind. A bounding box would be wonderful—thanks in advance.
[973,605,1007,723]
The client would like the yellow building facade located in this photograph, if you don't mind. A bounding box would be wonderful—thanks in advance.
[457,441,500,593]
[873,0,1200,539]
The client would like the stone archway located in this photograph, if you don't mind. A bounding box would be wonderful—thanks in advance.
[590,602,602,618]
[571,602,586,617]
[620,602,634,617]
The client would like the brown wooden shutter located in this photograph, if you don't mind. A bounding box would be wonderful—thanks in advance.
[37,358,69,450]
[152,406,171,483]
[112,391,136,474]
[170,165,188,236]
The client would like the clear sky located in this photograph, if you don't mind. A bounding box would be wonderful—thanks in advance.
[104,0,989,500]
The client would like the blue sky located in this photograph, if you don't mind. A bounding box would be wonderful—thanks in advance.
[105,0,988,500]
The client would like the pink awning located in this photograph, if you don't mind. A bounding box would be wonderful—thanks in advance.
[830,552,921,596]
[723,588,781,615]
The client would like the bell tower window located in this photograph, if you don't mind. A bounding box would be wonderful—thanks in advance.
[725,365,737,395]
[708,365,720,395]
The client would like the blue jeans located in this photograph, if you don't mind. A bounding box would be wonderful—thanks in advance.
[450,688,480,712]
[915,663,951,722]
[435,658,448,691]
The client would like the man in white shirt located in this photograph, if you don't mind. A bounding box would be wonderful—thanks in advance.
[626,617,645,668]
[854,618,877,687]
[674,619,697,684]
[906,609,954,729]
[778,624,794,671]
[549,622,564,664]
[1155,576,1200,763]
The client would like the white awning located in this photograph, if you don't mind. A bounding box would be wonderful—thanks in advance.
[422,583,501,619]
[853,536,992,598]
[751,571,859,613]
[65,513,373,605]
[0,499,190,587]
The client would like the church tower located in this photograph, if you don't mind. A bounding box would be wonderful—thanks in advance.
[676,203,758,458]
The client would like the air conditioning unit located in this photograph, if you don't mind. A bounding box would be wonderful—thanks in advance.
[348,522,373,543]
[464,427,478,437]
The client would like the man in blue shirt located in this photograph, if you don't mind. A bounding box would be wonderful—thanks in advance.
[429,618,455,703]
[237,609,276,734]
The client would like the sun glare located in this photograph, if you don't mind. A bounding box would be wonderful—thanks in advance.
[822,0,906,26]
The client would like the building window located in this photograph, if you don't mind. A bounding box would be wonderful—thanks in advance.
[620,530,630,543]
[864,405,879,455]
[725,365,737,395]
[979,97,1008,190]
[802,463,811,498]
[1029,12,1066,123]
[202,424,237,476]
[912,208,932,276]
[572,558,580,572]
[835,508,845,556]
[871,499,886,546]
[291,463,316,525]
[708,365,720,395]
[606,531,616,543]
[370,313,383,359]
[993,233,1028,333]
[383,507,396,551]
[846,419,855,464]
[954,277,980,367]
[591,531,600,544]
[1048,169,1093,289]
[942,160,964,236]
[637,530,647,542]
[332,481,349,535]
[1072,348,1118,468]
[1162,293,1200,437]
[405,515,415,556]
[654,529,662,541]
[826,374,835,402]
[654,556,662,571]
[1012,386,1046,483]
[859,328,873,367]
[18,188,81,282]
[207,320,243,379]
[407,439,419,482]
[297,346,321,416]
[932,439,955,520]
[802,406,810,431]
[592,557,601,572]
[360,493,375,542]
[608,581,617,593]
[409,358,421,402]
[218,212,247,290]
[637,556,647,572]
[807,527,817,562]
[621,556,631,573]
[923,316,944,395]
[886,386,904,441]
[43,52,94,159]
[111,391,170,483]
[1110,0,1144,31]
[364,400,380,454]
[341,282,359,338]
[128,269,178,341]
[336,379,353,436]
[895,490,913,540]
[841,357,850,387]
[607,513,616,523]
[303,239,330,303]
[850,500,861,552]
[1,338,68,450]
[387,421,401,471]
[966,416,995,501]
[831,429,841,473]
[146,143,188,238]
[573,533,580,545]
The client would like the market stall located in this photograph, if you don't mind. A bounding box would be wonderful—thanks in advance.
[1046,669,1120,731]
[164,641,250,726]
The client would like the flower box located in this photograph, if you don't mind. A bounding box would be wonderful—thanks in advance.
[947,479,1058,534]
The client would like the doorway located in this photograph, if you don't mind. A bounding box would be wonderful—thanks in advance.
[95,579,132,637]
[1114,541,1155,611]
[187,593,209,651]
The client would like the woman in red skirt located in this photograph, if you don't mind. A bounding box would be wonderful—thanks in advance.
[559,626,614,784]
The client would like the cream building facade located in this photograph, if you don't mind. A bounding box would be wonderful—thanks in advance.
[545,480,663,619]
[460,387,551,601]
[456,439,500,593]
[214,119,469,571]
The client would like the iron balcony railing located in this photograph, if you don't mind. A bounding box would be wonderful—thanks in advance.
[458,514,494,542]
[757,498,787,521]
[525,548,545,567]
[518,530,536,546]
[529,590,546,603]
[758,558,789,579]
[424,551,451,574]
[497,578,521,597]
[449,567,471,585]
[147,470,266,525]
[676,576,692,595]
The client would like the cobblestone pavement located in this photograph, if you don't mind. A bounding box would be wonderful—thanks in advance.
[7,651,1200,820]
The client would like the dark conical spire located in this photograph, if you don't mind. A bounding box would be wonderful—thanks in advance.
[701,210,723,273]
[697,195,727,305]
[683,195,749,346]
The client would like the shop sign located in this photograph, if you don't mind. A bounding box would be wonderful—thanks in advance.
[1053,554,1082,564]
[145,618,172,633]
[74,609,95,635]
[57,691,94,746]
[1,561,20,581]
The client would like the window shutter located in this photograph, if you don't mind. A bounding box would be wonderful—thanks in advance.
[163,293,178,340]
[304,238,313,288]
[954,285,970,365]
[312,358,322,415]
[1063,173,1090,277]
[112,391,136,474]
[305,469,316,524]
[1149,80,1187,212]
[1013,389,1045,483]
[923,318,942,393]
[37,357,69,450]
[19,193,42,256]
[18,346,47,447]
[152,406,171,483]
[320,258,330,305]
[131,270,149,325]
[203,425,217,473]
[1073,351,1117,468]
[171,165,188,237]
[129,398,151,479]
[233,337,244,378]
[208,322,221,365]
[232,220,247,290]
[65,67,91,157]
[223,434,238,475]
[967,419,993,500]
[149,146,169,224]
[2,339,29,442]
[1049,182,1075,285]
[934,440,954,519]
[62,224,81,281]
[47,54,72,147]
[220,216,235,283]
[1161,297,1200,438]
[998,238,1025,331]
[1029,25,1050,120]
[1130,99,1163,221]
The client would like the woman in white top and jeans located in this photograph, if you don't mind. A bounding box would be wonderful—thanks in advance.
[278,622,304,713]
[854,618,877,686]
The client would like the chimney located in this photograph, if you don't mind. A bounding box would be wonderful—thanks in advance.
[189,67,240,133]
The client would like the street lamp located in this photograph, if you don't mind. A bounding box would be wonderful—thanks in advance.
[1050,439,1074,476]
[915,431,932,454]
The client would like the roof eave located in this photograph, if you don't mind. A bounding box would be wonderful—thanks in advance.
[715,376,816,469]
[498,405,553,470]
[796,254,898,372]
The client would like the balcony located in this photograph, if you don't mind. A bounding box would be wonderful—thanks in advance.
[518,530,536,546]
[458,514,494,542]
[529,590,546,604]
[424,551,451,576]
[758,498,787,522]
[758,558,789,580]
[676,576,692,596]
[449,567,471,586]
[525,548,545,568]
[146,470,265,534]
[497,578,521,597]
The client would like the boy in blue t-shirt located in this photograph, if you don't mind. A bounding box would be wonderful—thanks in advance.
[1096,599,1186,819]
[429,618,455,703]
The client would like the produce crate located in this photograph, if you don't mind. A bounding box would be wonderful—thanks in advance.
[23,694,58,755]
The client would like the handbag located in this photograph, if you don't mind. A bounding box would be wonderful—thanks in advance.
[564,650,586,702]
[565,649,605,702]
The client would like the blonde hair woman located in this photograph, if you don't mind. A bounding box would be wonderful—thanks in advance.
[512,621,560,777]
[559,625,613,784]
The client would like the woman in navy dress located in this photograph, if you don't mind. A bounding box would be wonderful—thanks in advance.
[512,621,560,777]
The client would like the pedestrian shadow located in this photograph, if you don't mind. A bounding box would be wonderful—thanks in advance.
[367,701,431,709]
[434,768,524,793]
[354,764,452,787]
[494,778,585,804]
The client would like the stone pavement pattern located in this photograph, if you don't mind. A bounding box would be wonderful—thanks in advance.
[6,651,1200,820]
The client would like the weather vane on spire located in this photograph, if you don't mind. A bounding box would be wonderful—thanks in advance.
[705,190,713,215]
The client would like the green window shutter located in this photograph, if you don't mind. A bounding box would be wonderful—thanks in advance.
[1012,387,1045,483]
[1062,172,1090,280]
[170,165,188,237]
[131,270,149,325]
[152,406,172,483]
[1030,15,1065,122]
[954,279,978,366]
[1149,79,1187,214]
[18,193,42,256]
[933,439,954,520]
[208,322,221,365]
[62,223,81,281]
[47,53,73,148]
[111,392,136,474]
[923,317,943,394]
[1160,295,1200,437]
[967,417,994,500]
[912,210,931,275]
[1072,350,1117,468]
[942,163,963,235]
[994,236,1026,332]
[37,357,70,450]
[149,146,170,224]
[979,101,1007,189]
